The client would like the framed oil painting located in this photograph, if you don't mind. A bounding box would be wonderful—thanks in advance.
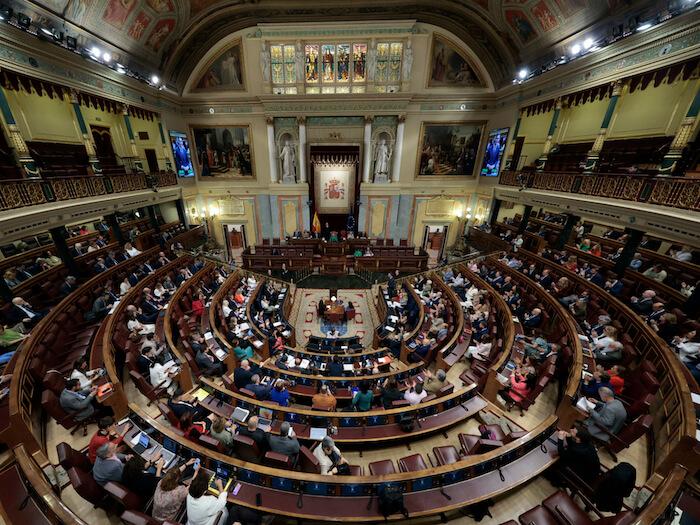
[191,125,254,178]
[194,40,245,90]
[416,122,484,177]
[428,35,483,87]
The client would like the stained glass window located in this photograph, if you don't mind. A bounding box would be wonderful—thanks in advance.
[375,41,402,93]
[321,45,335,82]
[353,44,367,82]
[305,45,319,83]
[270,39,404,94]
[337,44,350,82]
[270,44,296,86]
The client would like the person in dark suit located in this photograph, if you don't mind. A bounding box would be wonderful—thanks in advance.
[630,290,655,315]
[605,277,624,297]
[59,276,77,297]
[588,268,605,287]
[538,269,553,289]
[168,393,207,421]
[94,258,108,274]
[327,356,344,376]
[105,252,119,267]
[234,359,259,389]
[556,427,600,485]
[7,297,45,329]
[523,307,542,329]
[90,291,112,320]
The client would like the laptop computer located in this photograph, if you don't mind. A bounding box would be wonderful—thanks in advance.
[258,407,273,431]
[208,463,233,495]
[232,406,250,424]
[132,432,151,454]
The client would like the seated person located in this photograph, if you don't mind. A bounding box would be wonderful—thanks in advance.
[168,393,207,421]
[209,416,235,454]
[500,366,537,409]
[312,384,337,410]
[351,381,374,411]
[268,421,300,461]
[404,380,427,405]
[232,338,254,360]
[186,469,229,525]
[606,365,625,395]
[269,379,291,406]
[580,369,612,399]
[556,427,600,485]
[195,344,226,377]
[178,412,208,443]
[233,359,259,389]
[7,297,45,330]
[423,369,447,394]
[152,459,197,522]
[466,334,493,361]
[244,374,272,400]
[122,454,164,499]
[93,442,130,485]
[630,290,656,314]
[238,415,269,453]
[313,436,349,475]
[88,416,129,463]
[70,356,103,390]
[0,324,28,354]
[59,379,97,422]
[583,387,627,442]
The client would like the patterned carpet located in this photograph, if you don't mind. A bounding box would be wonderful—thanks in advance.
[294,288,375,347]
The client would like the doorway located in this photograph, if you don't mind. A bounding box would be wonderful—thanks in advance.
[511,136,525,170]
[144,149,159,173]
[90,125,116,160]
[223,223,248,264]
[422,224,450,267]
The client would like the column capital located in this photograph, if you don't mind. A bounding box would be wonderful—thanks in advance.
[611,80,623,97]
[69,89,79,105]
[121,104,130,116]
[265,115,275,126]
[296,116,306,125]
[397,114,406,124]
[364,116,373,124]
[554,98,563,110]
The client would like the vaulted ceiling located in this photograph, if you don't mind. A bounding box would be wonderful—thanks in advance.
[20,0,660,90]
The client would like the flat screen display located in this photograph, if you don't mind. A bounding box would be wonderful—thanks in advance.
[479,127,510,177]
[169,130,194,177]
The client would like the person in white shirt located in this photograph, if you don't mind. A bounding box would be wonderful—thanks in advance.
[127,312,155,335]
[70,356,101,390]
[120,278,132,296]
[124,243,141,257]
[466,335,493,361]
[222,299,232,319]
[404,381,427,405]
[313,436,348,475]
[671,246,693,262]
[186,469,229,525]
[149,359,177,395]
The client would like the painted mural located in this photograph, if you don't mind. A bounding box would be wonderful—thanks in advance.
[417,123,484,177]
[102,0,137,29]
[532,1,559,31]
[146,18,175,51]
[505,10,537,44]
[194,41,244,90]
[428,35,482,87]
[192,126,254,178]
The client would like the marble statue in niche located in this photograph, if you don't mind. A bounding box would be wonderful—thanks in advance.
[373,134,392,183]
[279,135,297,183]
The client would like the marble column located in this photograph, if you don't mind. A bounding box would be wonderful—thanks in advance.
[297,116,307,183]
[535,98,562,172]
[584,80,623,173]
[0,85,39,177]
[362,116,372,183]
[391,115,405,183]
[157,121,172,171]
[266,116,279,183]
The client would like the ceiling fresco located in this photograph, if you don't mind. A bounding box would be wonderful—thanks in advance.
[18,0,659,89]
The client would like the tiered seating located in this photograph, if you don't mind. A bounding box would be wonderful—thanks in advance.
[597,136,672,174]
[26,141,89,177]
[544,142,593,172]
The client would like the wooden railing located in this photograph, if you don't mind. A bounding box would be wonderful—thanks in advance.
[0,171,178,211]
[499,170,700,212]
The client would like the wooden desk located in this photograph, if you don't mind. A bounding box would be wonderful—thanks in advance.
[324,304,345,323]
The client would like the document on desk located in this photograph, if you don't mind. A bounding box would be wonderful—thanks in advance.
[252,339,263,348]
[576,397,596,413]
[204,332,214,341]
[343,363,354,371]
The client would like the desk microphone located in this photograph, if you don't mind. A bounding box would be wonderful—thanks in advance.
[414,415,422,429]
[297,487,304,509]
[497,467,505,482]
[460,402,469,412]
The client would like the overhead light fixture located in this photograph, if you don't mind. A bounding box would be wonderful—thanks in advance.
[517,68,528,80]
[583,38,594,50]
[40,26,52,36]
[102,52,111,62]
[570,43,581,55]
[90,46,101,58]
[150,74,159,85]
[637,22,652,31]
[16,12,30,29]
[116,63,126,74]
